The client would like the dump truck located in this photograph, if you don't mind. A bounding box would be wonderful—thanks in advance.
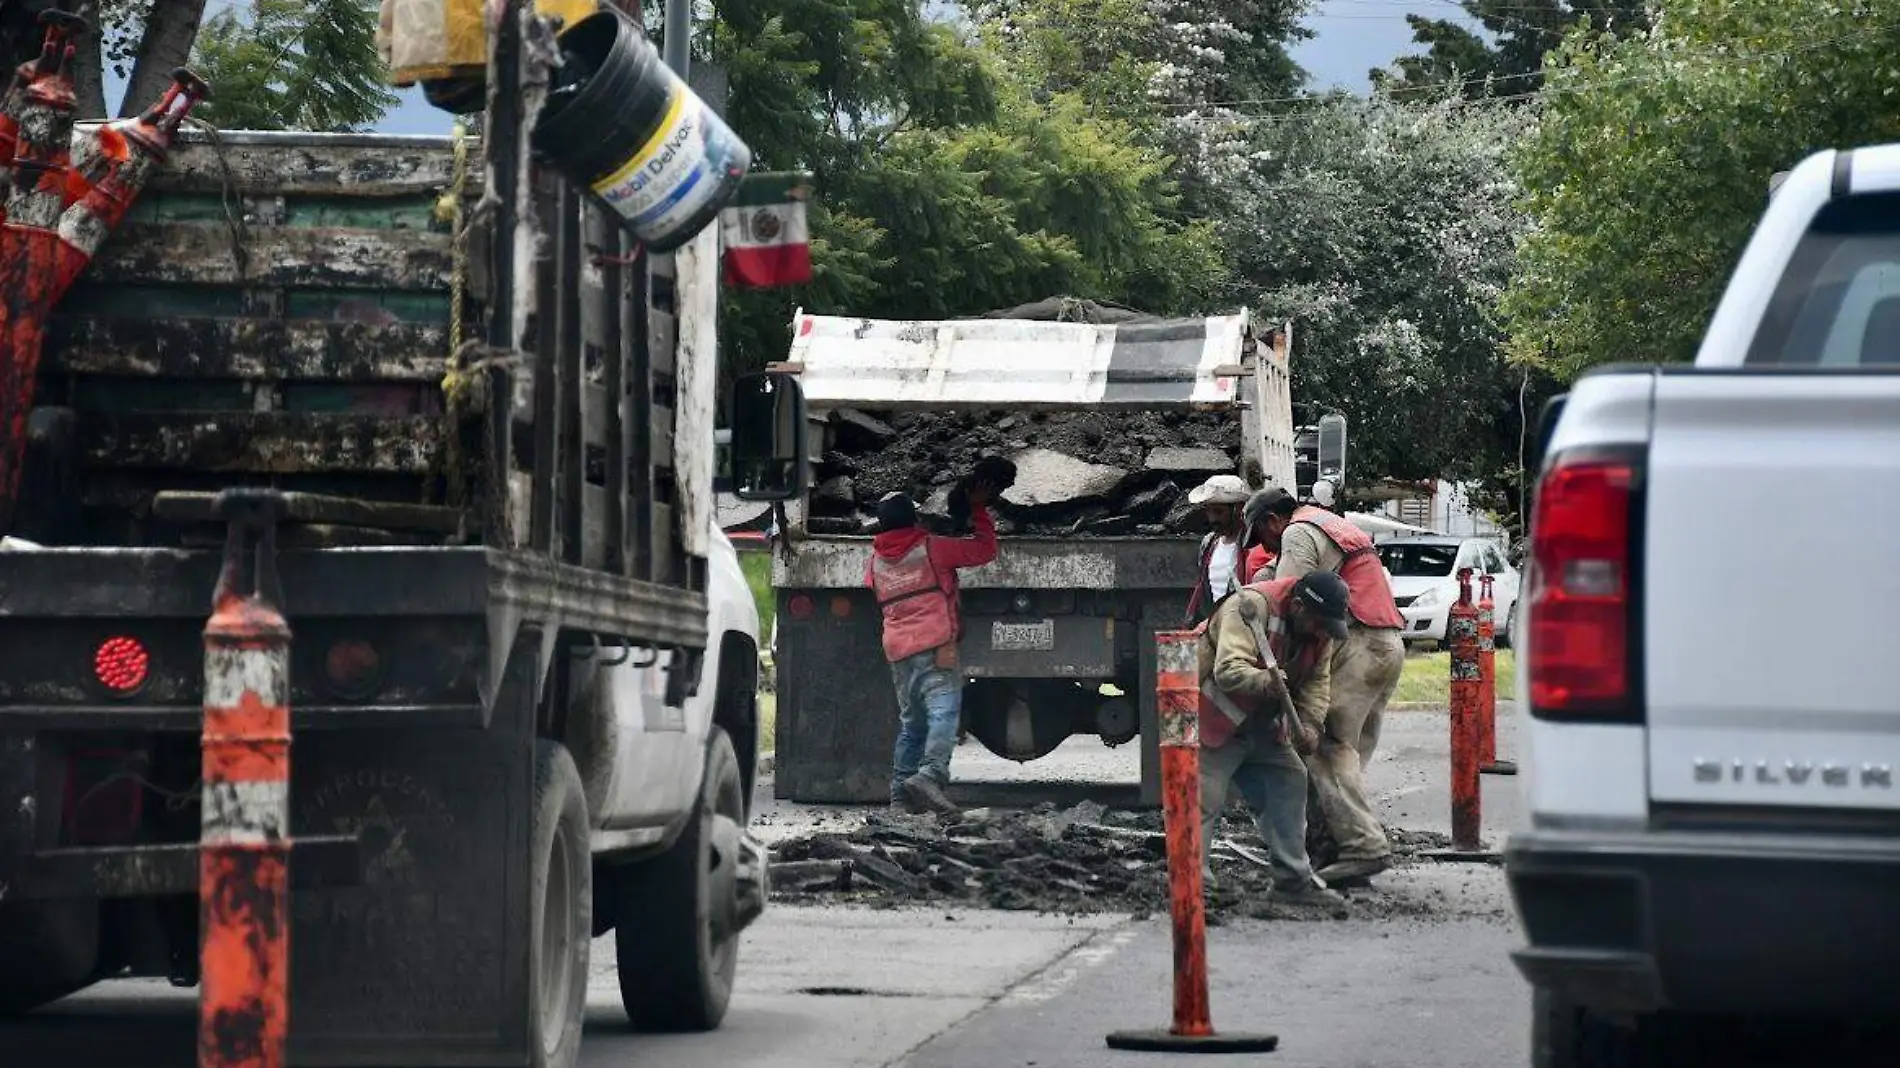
[0,5,806,1067]
[770,305,1295,804]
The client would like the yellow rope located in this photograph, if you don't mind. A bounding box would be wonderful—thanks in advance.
[439,121,472,406]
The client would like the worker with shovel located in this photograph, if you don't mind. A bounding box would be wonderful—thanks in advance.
[1195,571,1351,908]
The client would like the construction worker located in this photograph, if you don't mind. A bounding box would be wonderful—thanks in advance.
[1183,474,1251,625]
[1197,571,1352,907]
[1245,487,1406,886]
[866,467,1008,818]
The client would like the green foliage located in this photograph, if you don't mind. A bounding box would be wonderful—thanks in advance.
[1375,1,1649,99]
[191,0,396,132]
[1233,96,1532,486]
[705,0,1227,374]
[1504,0,1900,378]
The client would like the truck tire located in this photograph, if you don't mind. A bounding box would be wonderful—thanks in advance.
[0,899,101,1016]
[614,727,746,1032]
[531,740,592,1068]
[1532,988,1654,1068]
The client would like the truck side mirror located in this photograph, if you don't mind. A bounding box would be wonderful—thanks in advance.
[1317,412,1347,487]
[730,372,808,502]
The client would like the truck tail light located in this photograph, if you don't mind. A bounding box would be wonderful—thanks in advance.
[324,638,384,701]
[93,635,151,696]
[829,596,852,618]
[787,594,815,620]
[1527,447,1642,721]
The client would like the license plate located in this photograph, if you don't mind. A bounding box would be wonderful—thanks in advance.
[991,619,1055,651]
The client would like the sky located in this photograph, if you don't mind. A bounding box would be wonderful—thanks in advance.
[111,0,1477,135]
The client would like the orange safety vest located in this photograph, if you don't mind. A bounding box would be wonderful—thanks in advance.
[870,542,958,663]
[1289,506,1405,630]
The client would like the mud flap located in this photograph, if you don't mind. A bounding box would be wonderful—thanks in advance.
[773,592,897,804]
[286,639,538,1067]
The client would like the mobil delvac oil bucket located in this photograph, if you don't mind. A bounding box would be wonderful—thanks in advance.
[532,9,752,253]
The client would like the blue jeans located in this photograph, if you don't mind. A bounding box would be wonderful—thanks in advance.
[889,651,962,802]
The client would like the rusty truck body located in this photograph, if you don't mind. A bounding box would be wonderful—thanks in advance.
[0,6,804,1067]
[770,306,1296,805]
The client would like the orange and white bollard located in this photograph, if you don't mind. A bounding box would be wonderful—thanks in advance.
[1446,569,1482,853]
[199,490,292,1068]
[1476,574,1516,777]
[1106,631,1278,1055]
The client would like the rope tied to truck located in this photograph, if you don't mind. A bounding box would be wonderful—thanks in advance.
[437,119,476,516]
[183,116,251,282]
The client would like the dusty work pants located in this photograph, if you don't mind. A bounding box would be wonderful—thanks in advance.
[1306,625,1405,862]
[1199,721,1319,888]
[889,650,962,802]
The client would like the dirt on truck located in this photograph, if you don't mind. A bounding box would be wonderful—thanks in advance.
[771,303,1297,805]
[0,5,806,1067]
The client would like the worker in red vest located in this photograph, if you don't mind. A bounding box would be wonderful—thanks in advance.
[1196,571,1351,909]
[1244,488,1406,887]
[866,476,1003,818]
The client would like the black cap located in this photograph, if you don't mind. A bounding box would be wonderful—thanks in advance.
[876,492,918,532]
[1242,487,1296,539]
[1292,571,1351,641]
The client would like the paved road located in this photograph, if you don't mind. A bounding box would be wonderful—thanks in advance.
[2,707,1536,1068]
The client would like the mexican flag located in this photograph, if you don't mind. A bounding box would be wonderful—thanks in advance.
[720,171,813,289]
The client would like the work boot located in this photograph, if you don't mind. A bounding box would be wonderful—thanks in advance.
[1272,876,1348,909]
[1316,854,1393,888]
[900,773,961,818]
[886,798,921,816]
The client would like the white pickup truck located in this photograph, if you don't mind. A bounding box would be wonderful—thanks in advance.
[1508,143,1900,1066]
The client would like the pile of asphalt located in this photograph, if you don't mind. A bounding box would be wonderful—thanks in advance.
[766,801,1458,923]
[806,409,1248,538]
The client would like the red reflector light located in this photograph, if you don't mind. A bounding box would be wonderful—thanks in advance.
[1528,454,1635,714]
[829,596,852,618]
[788,594,815,620]
[325,639,383,701]
[93,636,151,695]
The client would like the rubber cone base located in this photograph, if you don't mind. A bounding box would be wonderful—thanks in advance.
[1105,1029,1280,1054]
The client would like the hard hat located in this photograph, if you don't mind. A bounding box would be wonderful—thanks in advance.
[1187,474,1250,507]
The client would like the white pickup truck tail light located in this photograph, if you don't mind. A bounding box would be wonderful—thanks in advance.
[1527,447,1643,721]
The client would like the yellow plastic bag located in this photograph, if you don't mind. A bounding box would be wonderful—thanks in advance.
[379,0,605,86]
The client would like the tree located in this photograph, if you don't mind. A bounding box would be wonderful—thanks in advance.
[1228,96,1533,487]
[969,0,1311,213]
[701,0,1227,373]
[190,0,396,132]
[0,1,206,118]
[0,1,392,129]
[1373,1,1648,100]
[1503,0,1900,378]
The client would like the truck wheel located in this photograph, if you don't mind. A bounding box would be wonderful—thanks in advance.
[531,740,592,1068]
[0,899,101,1016]
[1532,987,1655,1068]
[614,727,750,1032]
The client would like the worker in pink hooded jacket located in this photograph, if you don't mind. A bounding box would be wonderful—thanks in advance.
[864,463,1009,818]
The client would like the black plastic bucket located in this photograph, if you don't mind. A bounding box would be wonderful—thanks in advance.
[532,10,752,253]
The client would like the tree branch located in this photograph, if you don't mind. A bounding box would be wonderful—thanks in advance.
[119,0,205,117]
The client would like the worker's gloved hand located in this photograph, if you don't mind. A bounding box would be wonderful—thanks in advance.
[1290,720,1320,756]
